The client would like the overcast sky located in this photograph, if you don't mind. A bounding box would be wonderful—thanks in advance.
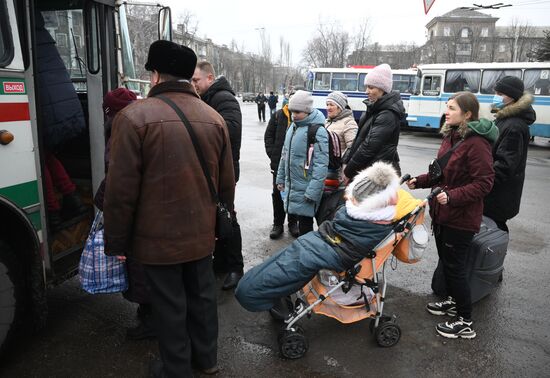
[162,0,550,64]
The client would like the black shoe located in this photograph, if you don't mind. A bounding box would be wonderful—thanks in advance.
[199,366,219,375]
[222,271,243,290]
[269,225,284,239]
[269,296,293,321]
[288,223,300,238]
[48,211,63,232]
[436,316,476,339]
[426,296,457,316]
[126,321,156,340]
[61,192,87,219]
[149,359,165,378]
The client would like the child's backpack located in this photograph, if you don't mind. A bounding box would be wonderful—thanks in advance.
[306,124,342,170]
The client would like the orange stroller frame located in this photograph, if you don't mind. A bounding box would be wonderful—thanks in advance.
[277,185,441,359]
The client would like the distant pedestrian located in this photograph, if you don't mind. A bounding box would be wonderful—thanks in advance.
[193,61,245,290]
[407,91,497,340]
[256,92,267,121]
[343,64,404,182]
[104,40,235,377]
[268,91,278,116]
[264,89,299,239]
[276,90,329,236]
[484,76,535,232]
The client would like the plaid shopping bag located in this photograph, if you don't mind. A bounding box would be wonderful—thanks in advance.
[79,211,128,294]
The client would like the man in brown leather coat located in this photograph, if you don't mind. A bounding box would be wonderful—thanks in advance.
[103,40,235,377]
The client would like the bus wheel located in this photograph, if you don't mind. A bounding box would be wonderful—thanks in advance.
[0,241,23,354]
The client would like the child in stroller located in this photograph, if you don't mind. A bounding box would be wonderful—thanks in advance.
[235,162,429,357]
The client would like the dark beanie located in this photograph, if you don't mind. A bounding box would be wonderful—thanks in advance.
[494,76,524,101]
[144,40,197,79]
[103,88,137,115]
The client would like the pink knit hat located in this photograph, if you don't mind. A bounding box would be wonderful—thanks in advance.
[364,64,393,94]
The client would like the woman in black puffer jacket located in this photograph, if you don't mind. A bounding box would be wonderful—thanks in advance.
[343,64,404,180]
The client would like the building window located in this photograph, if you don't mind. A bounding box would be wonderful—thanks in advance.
[457,43,472,53]
[461,28,469,38]
[480,44,487,52]
[56,33,68,48]
[481,28,489,37]
[499,44,506,52]
[444,27,451,37]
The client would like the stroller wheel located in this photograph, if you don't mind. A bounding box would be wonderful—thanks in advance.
[279,327,308,359]
[278,324,305,343]
[369,315,393,334]
[375,322,401,347]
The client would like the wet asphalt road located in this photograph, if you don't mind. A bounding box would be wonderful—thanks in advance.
[1,100,549,377]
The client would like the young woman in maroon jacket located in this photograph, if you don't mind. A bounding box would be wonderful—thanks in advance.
[407,92,498,340]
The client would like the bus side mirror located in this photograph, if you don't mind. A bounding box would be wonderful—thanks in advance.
[158,7,172,41]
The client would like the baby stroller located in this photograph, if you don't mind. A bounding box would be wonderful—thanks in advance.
[276,182,441,359]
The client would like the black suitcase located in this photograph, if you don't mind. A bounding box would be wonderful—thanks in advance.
[431,216,509,303]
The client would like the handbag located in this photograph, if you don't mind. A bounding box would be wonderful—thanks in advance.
[79,211,128,294]
[428,140,463,181]
[156,95,233,239]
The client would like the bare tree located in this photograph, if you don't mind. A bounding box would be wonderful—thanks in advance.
[175,11,199,46]
[303,20,351,67]
[503,19,537,62]
[348,18,372,65]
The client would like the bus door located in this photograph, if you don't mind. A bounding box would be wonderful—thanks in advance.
[408,73,444,129]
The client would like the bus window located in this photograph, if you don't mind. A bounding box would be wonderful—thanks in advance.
[359,73,367,91]
[0,0,14,67]
[314,72,331,90]
[481,70,521,94]
[524,69,550,96]
[422,75,441,96]
[42,10,87,92]
[331,73,358,91]
[393,74,414,93]
[444,70,481,93]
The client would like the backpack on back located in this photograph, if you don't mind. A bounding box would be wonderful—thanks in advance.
[306,124,342,170]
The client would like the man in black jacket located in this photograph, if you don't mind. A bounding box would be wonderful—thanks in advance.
[264,90,299,239]
[256,92,267,122]
[484,76,535,232]
[193,61,244,290]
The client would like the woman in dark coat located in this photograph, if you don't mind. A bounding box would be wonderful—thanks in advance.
[407,92,498,340]
[484,76,536,232]
[343,64,404,180]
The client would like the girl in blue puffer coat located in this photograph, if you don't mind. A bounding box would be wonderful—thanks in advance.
[276,90,329,236]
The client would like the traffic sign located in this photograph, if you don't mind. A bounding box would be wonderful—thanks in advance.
[424,0,436,14]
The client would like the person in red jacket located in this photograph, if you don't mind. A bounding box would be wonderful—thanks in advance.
[407,91,497,339]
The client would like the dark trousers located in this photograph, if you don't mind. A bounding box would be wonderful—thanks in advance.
[272,173,297,226]
[434,224,474,320]
[144,256,217,378]
[257,105,266,121]
[213,211,244,273]
[296,215,314,236]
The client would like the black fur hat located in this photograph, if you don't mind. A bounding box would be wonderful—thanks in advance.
[144,40,197,79]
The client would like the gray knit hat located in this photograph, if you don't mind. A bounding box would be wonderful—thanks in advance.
[327,91,348,110]
[288,90,313,113]
[364,64,393,94]
[346,162,399,207]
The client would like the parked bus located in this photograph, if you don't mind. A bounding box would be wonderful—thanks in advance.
[305,67,417,121]
[407,62,550,138]
[0,0,171,352]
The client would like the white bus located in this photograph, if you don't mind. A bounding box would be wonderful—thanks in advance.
[305,67,417,121]
[407,62,550,138]
[0,0,170,352]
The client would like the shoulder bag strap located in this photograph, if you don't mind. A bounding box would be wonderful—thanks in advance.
[436,139,463,171]
[156,95,219,204]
